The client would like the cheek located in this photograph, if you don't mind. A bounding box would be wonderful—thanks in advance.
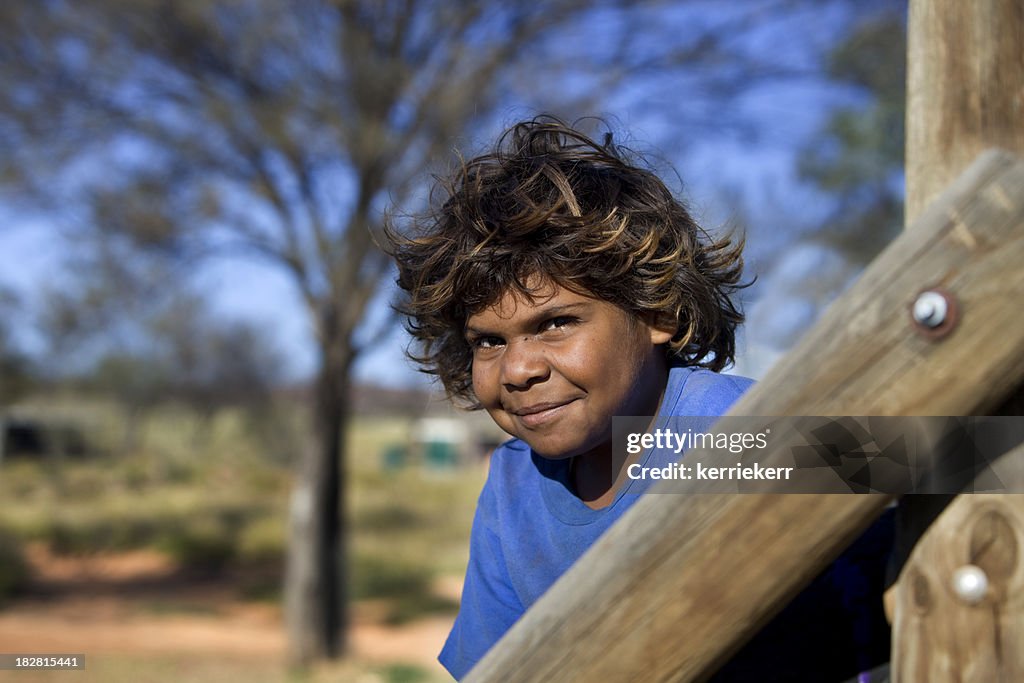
[471,360,496,403]
[569,332,629,381]
[594,328,652,394]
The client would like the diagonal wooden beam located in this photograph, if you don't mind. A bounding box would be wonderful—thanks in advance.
[466,149,1024,682]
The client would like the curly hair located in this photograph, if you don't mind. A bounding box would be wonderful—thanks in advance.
[386,116,746,406]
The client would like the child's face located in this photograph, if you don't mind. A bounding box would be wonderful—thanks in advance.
[466,277,673,460]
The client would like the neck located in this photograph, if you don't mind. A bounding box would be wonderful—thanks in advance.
[573,365,670,510]
[573,444,645,510]
[572,442,616,509]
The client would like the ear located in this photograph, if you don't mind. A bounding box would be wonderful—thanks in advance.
[641,312,676,345]
[648,325,674,345]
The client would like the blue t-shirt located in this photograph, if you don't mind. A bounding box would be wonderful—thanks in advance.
[440,366,892,681]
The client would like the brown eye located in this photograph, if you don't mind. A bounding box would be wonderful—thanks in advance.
[542,316,577,332]
[472,335,504,349]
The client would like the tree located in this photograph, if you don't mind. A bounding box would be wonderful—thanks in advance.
[798,11,907,266]
[748,10,906,356]
[59,294,283,454]
[0,288,34,463]
[0,288,32,408]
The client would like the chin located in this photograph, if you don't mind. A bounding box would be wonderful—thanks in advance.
[521,436,591,461]
[531,447,576,461]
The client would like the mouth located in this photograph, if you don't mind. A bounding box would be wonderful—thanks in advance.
[509,398,580,428]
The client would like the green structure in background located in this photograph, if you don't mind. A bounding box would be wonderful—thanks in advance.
[414,418,469,471]
[382,444,407,470]
[423,439,458,470]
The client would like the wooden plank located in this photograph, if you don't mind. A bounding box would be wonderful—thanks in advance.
[894,3,1024,681]
[465,150,1024,683]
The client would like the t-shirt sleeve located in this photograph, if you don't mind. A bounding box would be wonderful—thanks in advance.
[439,475,524,680]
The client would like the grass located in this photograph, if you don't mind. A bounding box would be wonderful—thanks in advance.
[0,395,488,625]
[0,527,29,606]
[0,395,488,683]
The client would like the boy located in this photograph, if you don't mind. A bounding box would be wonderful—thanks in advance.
[389,117,891,681]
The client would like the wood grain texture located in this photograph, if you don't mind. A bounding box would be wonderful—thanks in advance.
[894,3,1024,680]
[891,468,1024,682]
[906,0,1024,223]
[466,151,1024,683]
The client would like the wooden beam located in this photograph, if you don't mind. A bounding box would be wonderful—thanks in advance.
[885,438,1024,679]
[466,150,1024,683]
[891,478,1024,680]
[891,1,1024,680]
[905,0,1024,225]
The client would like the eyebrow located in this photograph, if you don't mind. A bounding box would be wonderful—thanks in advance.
[465,302,591,337]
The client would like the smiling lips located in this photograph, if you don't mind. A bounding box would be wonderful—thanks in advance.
[509,398,580,428]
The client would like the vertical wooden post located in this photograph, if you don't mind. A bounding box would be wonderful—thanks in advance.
[905,0,1024,221]
[894,1,1024,680]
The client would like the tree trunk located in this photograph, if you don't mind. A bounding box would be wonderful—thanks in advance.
[285,311,352,664]
[0,413,7,465]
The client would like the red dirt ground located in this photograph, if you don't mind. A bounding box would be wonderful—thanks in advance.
[0,544,455,677]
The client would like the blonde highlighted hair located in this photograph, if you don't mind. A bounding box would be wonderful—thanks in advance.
[387,116,746,406]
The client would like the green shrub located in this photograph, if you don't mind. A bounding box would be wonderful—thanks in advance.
[354,503,423,533]
[381,592,458,626]
[156,517,236,573]
[48,515,163,555]
[237,515,285,562]
[0,529,30,606]
[352,554,431,600]
[60,467,111,501]
[380,664,431,683]
[352,553,458,625]
[237,569,282,603]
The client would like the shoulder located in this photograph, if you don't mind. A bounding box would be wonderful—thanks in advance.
[487,437,532,477]
[480,438,539,506]
[664,366,754,416]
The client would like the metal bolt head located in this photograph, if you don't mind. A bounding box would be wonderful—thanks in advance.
[952,564,988,604]
[913,291,948,328]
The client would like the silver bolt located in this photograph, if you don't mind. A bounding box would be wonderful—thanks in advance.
[912,291,948,328]
[952,564,988,604]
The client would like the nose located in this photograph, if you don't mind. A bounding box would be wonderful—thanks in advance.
[500,337,550,390]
